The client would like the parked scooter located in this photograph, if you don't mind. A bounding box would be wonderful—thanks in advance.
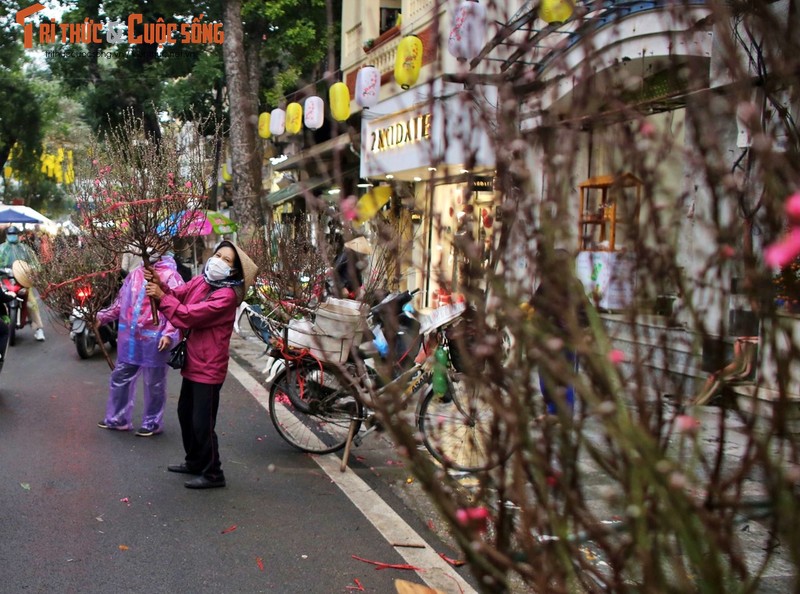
[69,284,118,359]
[364,289,423,378]
[0,264,30,347]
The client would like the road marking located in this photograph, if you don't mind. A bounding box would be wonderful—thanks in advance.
[228,358,478,594]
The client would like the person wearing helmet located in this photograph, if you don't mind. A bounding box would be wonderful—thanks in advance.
[0,226,45,341]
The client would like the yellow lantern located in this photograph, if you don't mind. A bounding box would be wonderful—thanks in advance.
[355,185,392,224]
[258,112,271,139]
[539,0,573,24]
[329,82,351,122]
[285,102,303,135]
[394,35,423,90]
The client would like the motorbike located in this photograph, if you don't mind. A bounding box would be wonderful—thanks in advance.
[364,289,423,378]
[69,284,118,359]
[0,267,30,347]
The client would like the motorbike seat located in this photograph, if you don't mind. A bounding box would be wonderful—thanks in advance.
[358,340,380,359]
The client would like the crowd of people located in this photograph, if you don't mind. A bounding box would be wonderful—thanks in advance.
[1,222,259,490]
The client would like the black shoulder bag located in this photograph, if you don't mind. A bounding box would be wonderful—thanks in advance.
[167,330,190,370]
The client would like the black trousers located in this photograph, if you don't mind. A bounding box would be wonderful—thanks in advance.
[177,378,224,480]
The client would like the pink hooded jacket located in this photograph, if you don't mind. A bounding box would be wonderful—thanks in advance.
[97,257,183,366]
[157,275,238,385]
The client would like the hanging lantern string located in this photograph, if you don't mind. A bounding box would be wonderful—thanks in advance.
[269,11,432,111]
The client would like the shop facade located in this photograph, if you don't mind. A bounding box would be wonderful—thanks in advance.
[359,77,498,306]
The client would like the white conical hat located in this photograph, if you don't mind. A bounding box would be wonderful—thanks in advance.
[344,236,372,255]
[11,260,33,288]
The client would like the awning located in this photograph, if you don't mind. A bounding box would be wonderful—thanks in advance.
[266,177,329,207]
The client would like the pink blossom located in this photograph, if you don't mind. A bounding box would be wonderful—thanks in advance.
[608,350,626,364]
[184,181,192,189]
[785,192,800,223]
[675,414,701,435]
[340,195,358,222]
[455,506,489,532]
[764,227,800,267]
[719,245,735,259]
[639,121,656,138]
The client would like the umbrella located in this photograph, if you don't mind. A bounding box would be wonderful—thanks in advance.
[180,211,213,236]
[0,209,41,224]
[165,210,237,237]
[204,210,238,235]
[0,205,56,226]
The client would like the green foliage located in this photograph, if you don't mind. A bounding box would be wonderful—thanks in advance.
[46,0,223,135]
[245,0,341,109]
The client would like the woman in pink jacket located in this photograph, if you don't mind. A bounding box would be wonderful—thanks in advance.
[145,240,257,489]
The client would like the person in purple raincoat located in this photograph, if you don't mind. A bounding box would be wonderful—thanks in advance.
[96,250,184,436]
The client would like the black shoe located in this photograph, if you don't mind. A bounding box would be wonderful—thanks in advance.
[184,476,226,489]
[167,463,202,475]
[98,420,132,431]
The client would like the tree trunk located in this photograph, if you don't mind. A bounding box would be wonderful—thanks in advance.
[222,0,265,227]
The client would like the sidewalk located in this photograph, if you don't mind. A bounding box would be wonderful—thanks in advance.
[228,331,795,591]
[227,331,461,548]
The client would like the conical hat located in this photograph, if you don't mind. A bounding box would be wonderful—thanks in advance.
[231,242,258,295]
[11,260,33,288]
[213,240,258,302]
[344,236,372,255]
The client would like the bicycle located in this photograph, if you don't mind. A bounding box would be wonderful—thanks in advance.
[244,295,502,473]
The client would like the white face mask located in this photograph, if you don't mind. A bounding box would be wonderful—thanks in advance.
[205,257,232,281]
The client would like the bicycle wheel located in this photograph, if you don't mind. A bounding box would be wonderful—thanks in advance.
[268,361,363,454]
[419,376,500,472]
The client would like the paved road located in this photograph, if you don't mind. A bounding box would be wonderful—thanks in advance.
[0,320,477,593]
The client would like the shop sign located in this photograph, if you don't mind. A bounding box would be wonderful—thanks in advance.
[369,113,431,154]
[469,176,494,193]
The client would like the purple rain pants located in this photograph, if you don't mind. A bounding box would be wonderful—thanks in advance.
[103,361,168,431]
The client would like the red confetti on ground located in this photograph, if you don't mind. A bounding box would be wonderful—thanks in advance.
[256,556,264,571]
[427,519,436,531]
[438,553,466,567]
[351,555,421,571]
[221,524,238,534]
[345,578,365,591]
